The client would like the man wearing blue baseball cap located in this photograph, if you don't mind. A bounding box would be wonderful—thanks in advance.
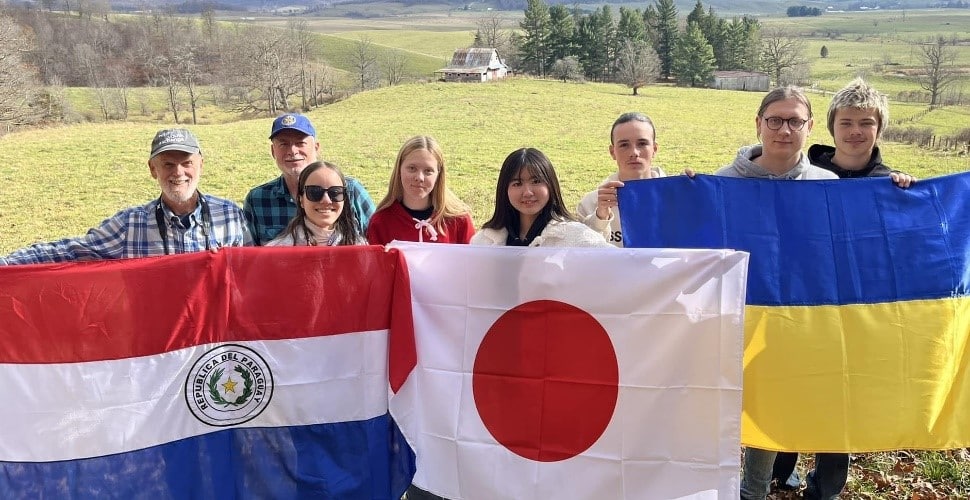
[243,113,375,245]
[1,128,252,264]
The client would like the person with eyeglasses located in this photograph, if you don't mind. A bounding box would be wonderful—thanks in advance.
[244,114,375,246]
[0,128,252,265]
[366,135,475,246]
[716,86,838,182]
[265,161,367,247]
[768,78,914,500]
[576,112,666,247]
[715,87,837,500]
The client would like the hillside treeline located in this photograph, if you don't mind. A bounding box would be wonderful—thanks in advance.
[513,0,763,90]
[0,7,335,127]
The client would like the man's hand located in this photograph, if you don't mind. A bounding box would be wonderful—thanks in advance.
[890,172,916,188]
[595,180,625,220]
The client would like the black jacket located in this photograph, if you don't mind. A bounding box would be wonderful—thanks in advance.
[807,144,892,178]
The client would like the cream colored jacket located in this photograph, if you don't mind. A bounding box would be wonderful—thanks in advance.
[470,220,613,248]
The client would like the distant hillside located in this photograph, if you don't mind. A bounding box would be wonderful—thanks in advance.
[104,0,961,16]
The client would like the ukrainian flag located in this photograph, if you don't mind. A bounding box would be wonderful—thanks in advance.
[618,173,970,452]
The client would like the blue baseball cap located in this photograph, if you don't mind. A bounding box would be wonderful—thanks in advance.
[269,114,316,139]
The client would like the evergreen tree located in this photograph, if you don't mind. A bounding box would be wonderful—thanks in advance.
[720,16,760,70]
[616,7,646,44]
[641,5,659,48]
[653,0,679,79]
[820,45,829,58]
[686,0,706,27]
[546,5,575,69]
[596,6,619,79]
[672,22,715,87]
[574,14,606,80]
[520,0,550,76]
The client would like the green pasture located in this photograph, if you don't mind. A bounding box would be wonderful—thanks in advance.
[329,30,475,60]
[802,38,970,102]
[246,7,494,31]
[762,9,970,38]
[3,78,968,253]
[318,33,447,80]
[61,86,240,125]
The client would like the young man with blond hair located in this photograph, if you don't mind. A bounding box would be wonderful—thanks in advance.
[808,77,912,186]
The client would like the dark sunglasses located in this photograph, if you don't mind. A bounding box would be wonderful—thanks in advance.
[303,185,346,203]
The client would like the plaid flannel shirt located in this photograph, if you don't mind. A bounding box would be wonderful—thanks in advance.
[0,194,252,265]
[243,175,375,246]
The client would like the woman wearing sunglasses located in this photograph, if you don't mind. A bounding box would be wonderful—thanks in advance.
[471,147,612,248]
[366,135,475,245]
[266,161,367,246]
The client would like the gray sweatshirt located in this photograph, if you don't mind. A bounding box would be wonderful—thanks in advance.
[715,145,838,180]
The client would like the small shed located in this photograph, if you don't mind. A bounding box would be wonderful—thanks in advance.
[435,48,510,82]
[712,71,770,92]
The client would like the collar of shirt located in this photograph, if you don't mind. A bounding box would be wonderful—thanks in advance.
[155,197,204,229]
[271,175,295,203]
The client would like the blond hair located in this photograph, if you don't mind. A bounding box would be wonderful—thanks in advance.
[374,135,470,234]
[827,77,889,139]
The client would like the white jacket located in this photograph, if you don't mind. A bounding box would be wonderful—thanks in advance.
[577,169,666,248]
[470,220,614,248]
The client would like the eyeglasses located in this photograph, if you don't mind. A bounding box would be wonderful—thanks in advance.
[303,185,346,202]
[762,116,808,131]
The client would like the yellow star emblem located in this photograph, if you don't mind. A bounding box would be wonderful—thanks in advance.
[222,377,238,393]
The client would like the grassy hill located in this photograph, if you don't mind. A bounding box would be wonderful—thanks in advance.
[2,78,967,253]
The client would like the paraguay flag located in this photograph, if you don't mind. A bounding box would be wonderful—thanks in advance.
[389,242,750,499]
[0,246,415,498]
[619,172,970,452]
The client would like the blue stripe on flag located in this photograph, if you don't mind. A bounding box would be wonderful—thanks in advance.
[617,172,970,306]
[0,414,414,500]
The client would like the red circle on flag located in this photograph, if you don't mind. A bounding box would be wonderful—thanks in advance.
[472,299,619,462]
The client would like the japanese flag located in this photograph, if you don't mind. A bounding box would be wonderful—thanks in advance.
[389,243,749,499]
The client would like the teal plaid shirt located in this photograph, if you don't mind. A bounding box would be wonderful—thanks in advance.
[243,175,375,246]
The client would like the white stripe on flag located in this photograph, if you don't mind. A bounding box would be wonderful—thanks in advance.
[0,330,389,462]
[390,243,747,500]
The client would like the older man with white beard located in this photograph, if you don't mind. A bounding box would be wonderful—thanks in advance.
[0,128,251,264]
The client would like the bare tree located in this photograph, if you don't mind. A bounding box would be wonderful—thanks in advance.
[616,39,660,95]
[288,19,314,111]
[221,26,301,113]
[108,65,130,120]
[0,14,43,130]
[550,56,583,82]
[180,48,205,124]
[759,28,807,86]
[475,13,508,48]
[352,36,380,92]
[914,35,959,108]
[474,13,516,69]
[382,50,409,86]
[73,43,111,120]
[150,54,182,123]
[307,65,337,107]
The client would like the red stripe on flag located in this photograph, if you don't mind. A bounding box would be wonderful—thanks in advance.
[0,246,413,366]
[388,249,416,393]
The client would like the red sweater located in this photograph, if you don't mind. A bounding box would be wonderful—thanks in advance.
[366,201,475,245]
